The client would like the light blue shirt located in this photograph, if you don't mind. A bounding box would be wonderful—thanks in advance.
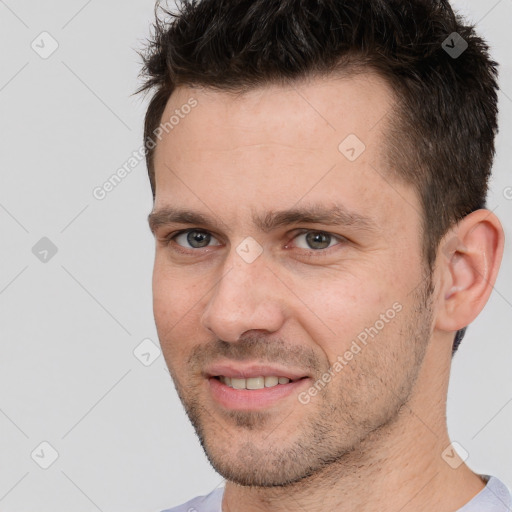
[161,475,512,512]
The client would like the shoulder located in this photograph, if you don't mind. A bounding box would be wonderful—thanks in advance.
[485,476,512,507]
[458,475,512,511]
[159,487,224,512]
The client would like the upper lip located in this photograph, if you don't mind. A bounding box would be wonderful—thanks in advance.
[204,361,310,381]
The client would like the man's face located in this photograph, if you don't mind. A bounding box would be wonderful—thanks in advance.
[150,74,436,486]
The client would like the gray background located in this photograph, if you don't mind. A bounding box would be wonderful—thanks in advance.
[0,0,510,510]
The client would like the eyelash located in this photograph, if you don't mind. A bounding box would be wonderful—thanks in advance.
[161,229,347,258]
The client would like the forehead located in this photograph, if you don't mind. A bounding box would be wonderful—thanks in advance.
[157,72,394,156]
[152,73,418,236]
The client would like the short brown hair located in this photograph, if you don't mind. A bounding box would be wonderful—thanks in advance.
[136,0,499,352]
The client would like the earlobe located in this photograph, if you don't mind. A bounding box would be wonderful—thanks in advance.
[435,209,504,333]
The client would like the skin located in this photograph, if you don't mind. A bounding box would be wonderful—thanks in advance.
[149,73,504,511]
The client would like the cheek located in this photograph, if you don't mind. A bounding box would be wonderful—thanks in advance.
[153,253,204,304]
[290,270,403,361]
[152,263,205,349]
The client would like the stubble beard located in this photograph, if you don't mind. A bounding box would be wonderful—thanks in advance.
[168,273,435,488]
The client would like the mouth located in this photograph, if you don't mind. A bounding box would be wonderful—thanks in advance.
[205,364,311,410]
[213,375,307,390]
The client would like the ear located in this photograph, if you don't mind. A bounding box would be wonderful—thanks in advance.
[435,209,504,333]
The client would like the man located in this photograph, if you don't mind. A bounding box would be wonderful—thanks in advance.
[137,0,511,510]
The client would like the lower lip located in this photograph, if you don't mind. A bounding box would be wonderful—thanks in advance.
[208,377,310,410]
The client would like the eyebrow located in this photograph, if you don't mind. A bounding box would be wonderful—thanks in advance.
[148,204,378,235]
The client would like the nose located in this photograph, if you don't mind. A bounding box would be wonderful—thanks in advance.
[200,245,287,342]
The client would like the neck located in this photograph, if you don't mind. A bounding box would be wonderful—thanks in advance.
[222,340,485,512]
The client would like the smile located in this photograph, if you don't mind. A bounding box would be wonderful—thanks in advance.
[215,375,299,390]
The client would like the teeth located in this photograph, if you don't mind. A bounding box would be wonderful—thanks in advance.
[219,376,292,390]
[231,378,246,390]
[264,376,279,387]
[247,377,265,389]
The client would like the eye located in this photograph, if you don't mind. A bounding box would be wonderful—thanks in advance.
[290,230,345,251]
[172,229,221,249]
